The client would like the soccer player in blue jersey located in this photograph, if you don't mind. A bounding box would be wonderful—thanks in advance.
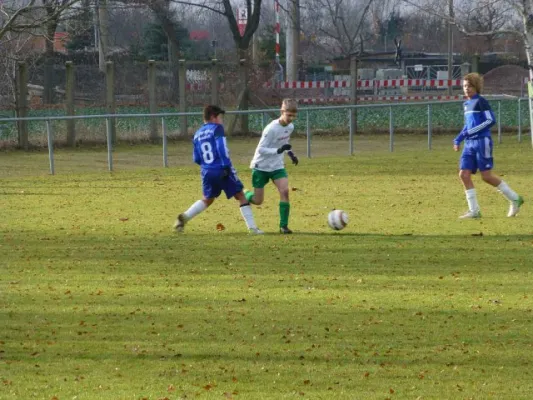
[453,73,524,219]
[174,105,263,234]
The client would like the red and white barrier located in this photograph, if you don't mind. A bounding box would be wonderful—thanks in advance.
[298,95,465,104]
[264,79,462,89]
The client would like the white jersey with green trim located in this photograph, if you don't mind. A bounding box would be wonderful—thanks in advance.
[250,118,294,172]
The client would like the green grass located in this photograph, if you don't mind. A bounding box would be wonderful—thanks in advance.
[1,137,533,399]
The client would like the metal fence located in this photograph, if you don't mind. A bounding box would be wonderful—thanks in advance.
[1,97,532,175]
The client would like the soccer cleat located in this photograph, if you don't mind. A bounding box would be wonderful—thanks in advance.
[173,213,187,232]
[248,227,264,235]
[459,210,482,219]
[279,226,293,234]
[507,196,524,217]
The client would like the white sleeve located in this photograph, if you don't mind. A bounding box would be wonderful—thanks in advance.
[256,129,278,155]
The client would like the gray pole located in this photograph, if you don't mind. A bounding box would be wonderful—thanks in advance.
[105,61,116,144]
[427,104,432,150]
[106,118,113,171]
[349,55,357,155]
[46,120,55,175]
[179,59,188,135]
[162,117,168,167]
[65,61,76,147]
[447,0,454,96]
[148,60,158,141]
[389,106,394,152]
[306,110,311,158]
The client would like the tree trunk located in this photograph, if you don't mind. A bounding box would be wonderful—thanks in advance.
[238,50,249,134]
[97,0,110,73]
[43,17,58,104]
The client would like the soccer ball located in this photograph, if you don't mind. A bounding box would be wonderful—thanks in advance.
[327,209,348,230]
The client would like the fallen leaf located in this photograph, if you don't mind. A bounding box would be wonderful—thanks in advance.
[216,223,225,231]
[119,218,129,222]
[291,187,299,191]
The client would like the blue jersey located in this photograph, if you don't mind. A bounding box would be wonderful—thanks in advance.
[454,94,495,145]
[192,122,232,170]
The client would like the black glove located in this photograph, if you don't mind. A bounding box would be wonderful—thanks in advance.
[277,144,292,154]
[288,150,298,166]
[222,167,232,178]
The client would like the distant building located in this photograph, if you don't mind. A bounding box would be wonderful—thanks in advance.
[190,31,209,41]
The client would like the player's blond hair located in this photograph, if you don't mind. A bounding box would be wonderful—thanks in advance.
[463,73,484,94]
[281,98,298,113]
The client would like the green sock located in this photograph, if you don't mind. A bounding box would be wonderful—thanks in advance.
[279,201,290,228]
[245,190,254,203]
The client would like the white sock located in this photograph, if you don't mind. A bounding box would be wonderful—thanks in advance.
[183,200,207,220]
[465,189,480,212]
[240,204,257,229]
[497,181,519,202]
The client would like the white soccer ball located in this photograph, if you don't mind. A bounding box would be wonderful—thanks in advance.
[327,209,348,231]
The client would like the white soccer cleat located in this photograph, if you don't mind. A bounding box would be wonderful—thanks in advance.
[173,213,187,232]
[507,196,524,217]
[248,227,264,235]
[459,210,482,219]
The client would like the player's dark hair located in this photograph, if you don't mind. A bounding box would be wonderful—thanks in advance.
[203,105,225,121]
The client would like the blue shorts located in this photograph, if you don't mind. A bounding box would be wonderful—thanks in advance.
[459,137,494,174]
[201,168,243,199]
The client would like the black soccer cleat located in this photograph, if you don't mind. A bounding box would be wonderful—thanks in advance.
[279,226,293,234]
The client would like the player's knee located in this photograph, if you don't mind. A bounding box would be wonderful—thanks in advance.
[254,196,264,205]
[279,188,289,199]
[458,170,469,181]
[481,173,492,183]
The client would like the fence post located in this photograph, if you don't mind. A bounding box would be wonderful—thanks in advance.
[497,101,501,144]
[148,60,158,142]
[389,106,394,152]
[518,98,522,143]
[105,61,116,144]
[427,104,432,150]
[46,120,55,175]
[162,117,168,168]
[106,118,113,172]
[65,61,76,147]
[306,110,311,158]
[179,59,188,136]
[349,55,357,155]
[16,62,28,150]
[211,58,219,105]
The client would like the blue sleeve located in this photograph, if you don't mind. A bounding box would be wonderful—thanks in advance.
[454,126,467,145]
[214,125,232,168]
[467,97,495,136]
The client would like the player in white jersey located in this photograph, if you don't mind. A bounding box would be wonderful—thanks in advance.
[245,99,299,234]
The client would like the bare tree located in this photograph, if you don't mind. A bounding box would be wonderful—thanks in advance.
[0,0,79,40]
[401,0,533,147]
[303,0,375,57]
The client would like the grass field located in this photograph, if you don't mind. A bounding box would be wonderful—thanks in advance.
[1,136,533,399]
